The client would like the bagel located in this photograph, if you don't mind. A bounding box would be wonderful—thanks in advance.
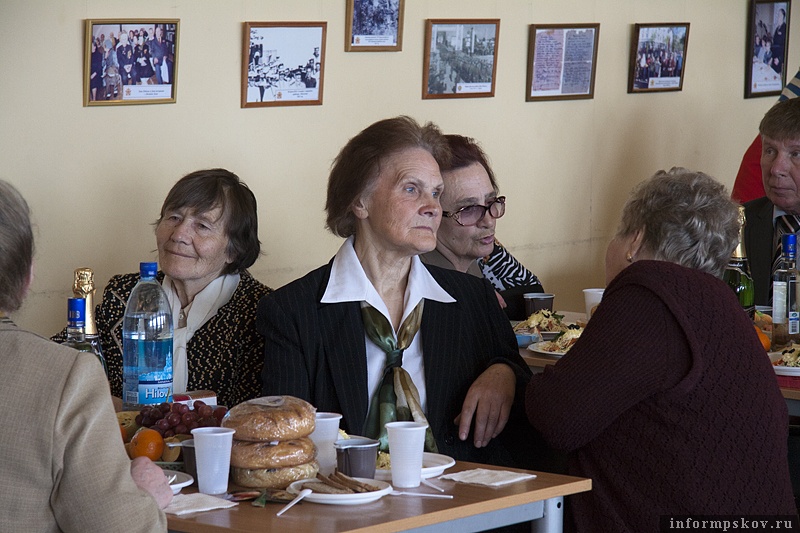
[231,461,319,489]
[230,437,316,469]
[221,396,316,441]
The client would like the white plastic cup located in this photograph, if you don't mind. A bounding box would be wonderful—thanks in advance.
[583,288,605,319]
[309,412,342,476]
[191,427,235,495]
[385,421,428,488]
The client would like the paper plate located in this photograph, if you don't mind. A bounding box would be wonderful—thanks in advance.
[287,478,391,505]
[373,452,456,482]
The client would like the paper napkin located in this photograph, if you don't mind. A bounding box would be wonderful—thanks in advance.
[440,468,536,487]
[165,493,238,515]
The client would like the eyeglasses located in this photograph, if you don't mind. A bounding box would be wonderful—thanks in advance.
[443,196,506,226]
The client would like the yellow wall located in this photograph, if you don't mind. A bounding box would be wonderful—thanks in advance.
[2,0,796,336]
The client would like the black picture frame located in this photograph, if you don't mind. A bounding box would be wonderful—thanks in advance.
[746,0,791,98]
[627,23,689,94]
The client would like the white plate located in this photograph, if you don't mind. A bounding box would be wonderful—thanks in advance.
[769,351,800,375]
[527,341,566,358]
[774,365,800,376]
[287,478,391,505]
[374,452,456,482]
[164,470,193,494]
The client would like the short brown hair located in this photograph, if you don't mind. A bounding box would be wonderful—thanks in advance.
[157,168,261,274]
[760,98,800,142]
[325,116,450,238]
[442,134,498,192]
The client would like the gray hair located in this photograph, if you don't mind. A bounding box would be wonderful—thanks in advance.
[0,180,34,312]
[617,167,739,278]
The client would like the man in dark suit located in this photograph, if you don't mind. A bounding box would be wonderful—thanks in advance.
[744,97,800,306]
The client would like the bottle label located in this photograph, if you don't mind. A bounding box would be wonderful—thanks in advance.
[138,379,173,404]
[774,281,788,324]
[790,312,800,335]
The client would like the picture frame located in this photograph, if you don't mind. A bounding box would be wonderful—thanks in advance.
[83,19,179,106]
[423,19,500,99]
[526,23,600,102]
[627,23,689,94]
[345,0,404,52]
[746,0,791,98]
[242,22,327,108]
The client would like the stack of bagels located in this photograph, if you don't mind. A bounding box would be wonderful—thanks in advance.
[222,395,319,489]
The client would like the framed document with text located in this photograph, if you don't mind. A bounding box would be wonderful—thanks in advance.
[527,24,599,102]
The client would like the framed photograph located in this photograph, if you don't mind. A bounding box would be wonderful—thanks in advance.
[527,24,600,102]
[746,0,791,98]
[423,19,500,99]
[242,22,327,108]
[627,23,689,93]
[83,19,179,106]
[345,0,404,52]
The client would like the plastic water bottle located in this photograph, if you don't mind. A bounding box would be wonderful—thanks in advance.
[122,262,173,410]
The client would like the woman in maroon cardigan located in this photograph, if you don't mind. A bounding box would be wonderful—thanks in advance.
[526,168,797,532]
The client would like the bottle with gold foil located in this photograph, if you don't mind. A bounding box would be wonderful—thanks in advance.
[722,206,755,319]
[62,297,108,376]
[72,267,108,377]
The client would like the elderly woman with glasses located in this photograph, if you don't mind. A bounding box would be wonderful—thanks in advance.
[421,135,544,319]
[258,116,543,469]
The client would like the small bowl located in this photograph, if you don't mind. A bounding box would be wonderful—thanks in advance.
[540,331,561,341]
[516,333,536,347]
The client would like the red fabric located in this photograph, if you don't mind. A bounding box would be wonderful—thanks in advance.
[731,135,765,203]
[776,374,800,389]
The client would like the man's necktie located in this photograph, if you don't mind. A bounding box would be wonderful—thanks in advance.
[773,215,800,278]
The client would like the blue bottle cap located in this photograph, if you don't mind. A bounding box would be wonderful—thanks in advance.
[783,233,797,258]
[67,297,86,328]
[139,262,158,279]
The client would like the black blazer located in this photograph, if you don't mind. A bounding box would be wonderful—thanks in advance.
[257,259,543,468]
[744,197,774,306]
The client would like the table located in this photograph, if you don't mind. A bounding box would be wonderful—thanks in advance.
[521,347,800,415]
[167,461,590,533]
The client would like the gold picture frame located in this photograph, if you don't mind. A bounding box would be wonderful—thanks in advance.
[526,24,600,102]
[345,0,404,52]
[83,19,179,106]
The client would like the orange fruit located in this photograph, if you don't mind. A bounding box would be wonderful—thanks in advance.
[754,324,770,351]
[120,423,126,442]
[130,428,165,461]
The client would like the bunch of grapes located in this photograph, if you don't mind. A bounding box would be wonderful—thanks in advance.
[134,401,228,438]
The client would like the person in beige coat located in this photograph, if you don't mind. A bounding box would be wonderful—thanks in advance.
[0,179,171,532]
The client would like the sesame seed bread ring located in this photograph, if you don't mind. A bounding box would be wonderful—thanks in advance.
[230,437,317,469]
[221,396,316,441]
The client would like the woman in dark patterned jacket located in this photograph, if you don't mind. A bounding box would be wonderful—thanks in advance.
[56,169,272,408]
[420,134,543,319]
